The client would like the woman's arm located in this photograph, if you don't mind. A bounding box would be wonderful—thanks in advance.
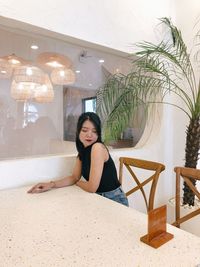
[76,143,108,193]
[28,157,82,193]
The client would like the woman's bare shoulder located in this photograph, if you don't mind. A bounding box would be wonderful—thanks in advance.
[92,142,107,151]
[91,142,109,161]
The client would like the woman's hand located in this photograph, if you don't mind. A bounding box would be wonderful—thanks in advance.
[27,182,54,194]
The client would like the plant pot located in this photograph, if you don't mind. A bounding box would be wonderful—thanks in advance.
[167,197,200,237]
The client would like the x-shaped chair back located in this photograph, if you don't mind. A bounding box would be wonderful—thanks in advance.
[172,166,200,228]
[119,157,165,212]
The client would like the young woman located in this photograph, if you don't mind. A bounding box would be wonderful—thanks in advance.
[28,112,129,207]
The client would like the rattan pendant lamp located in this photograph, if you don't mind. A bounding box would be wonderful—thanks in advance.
[11,80,37,101]
[0,53,25,79]
[11,65,46,101]
[34,74,54,103]
[0,58,13,79]
[51,67,75,85]
[13,65,45,84]
[37,52,72,69]
[3,53,25,67]
[37,52,75,85]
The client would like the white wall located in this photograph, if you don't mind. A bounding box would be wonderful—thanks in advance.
[0,0,173,53]
[173,0,200,46]
[0,154,76,190]
[0,0,199,216]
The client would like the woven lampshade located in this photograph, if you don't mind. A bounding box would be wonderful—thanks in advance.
[37,52,72,70]
[3,53,25,67]
[0,58,13,79]
[13,65,45,84]
[11,66,46,101]
[34,74,54,103]
[10,80,37,101]
[51,67,75,85]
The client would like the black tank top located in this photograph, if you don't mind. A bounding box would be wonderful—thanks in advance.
[81,143,121,193]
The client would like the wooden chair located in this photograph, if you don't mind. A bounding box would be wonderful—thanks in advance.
[172,166,200,228]
[119,157,165,212]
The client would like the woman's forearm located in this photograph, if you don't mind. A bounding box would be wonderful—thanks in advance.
[53,175,79,188]
[28,175,79,194]
[76,180,96,193]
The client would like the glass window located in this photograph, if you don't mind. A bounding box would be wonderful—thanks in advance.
[0,22,145,159]
[23,103,38,127]
[82,97,97,113]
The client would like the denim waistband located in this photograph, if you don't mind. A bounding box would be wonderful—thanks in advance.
[97,186,122,196]
[96,186,129,207]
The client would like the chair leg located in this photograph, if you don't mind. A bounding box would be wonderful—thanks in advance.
[175,172,180,228]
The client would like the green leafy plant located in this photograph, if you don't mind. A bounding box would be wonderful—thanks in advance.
[97,17,200,206]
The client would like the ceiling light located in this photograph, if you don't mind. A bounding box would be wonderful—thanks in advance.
[13,65,45,84]
[26,67,33,76]
[31,45,39,50]
[3,53,25,66]
[75,70,81,73]
[11,69,54,102]
[46,61,63,68]
[10,80,36,101]
[34,74,54,103]
[37,52,72,70]
[51,67,75,85]
[0,58,13,79]
[99,59,105,63]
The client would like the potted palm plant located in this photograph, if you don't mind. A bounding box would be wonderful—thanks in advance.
[97,17,200,206]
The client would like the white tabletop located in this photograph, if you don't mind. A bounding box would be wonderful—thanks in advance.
[1,185,200,267]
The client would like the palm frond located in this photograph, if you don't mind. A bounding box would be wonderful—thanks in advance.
[135,17,198,106]
[97,17,200,142]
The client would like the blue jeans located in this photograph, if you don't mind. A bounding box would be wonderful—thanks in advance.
[97,186,129,207]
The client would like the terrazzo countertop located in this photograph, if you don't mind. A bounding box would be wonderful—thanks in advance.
[1,185,200,267]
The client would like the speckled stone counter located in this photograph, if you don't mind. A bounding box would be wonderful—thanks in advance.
[1,185,200,267]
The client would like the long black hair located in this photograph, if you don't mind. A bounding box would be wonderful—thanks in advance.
[76,112,102,159]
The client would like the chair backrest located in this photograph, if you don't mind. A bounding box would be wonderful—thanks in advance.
[119,157,165,212]
[172,166,200,228]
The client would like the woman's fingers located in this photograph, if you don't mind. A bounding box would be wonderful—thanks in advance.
[27,183,47,193]
[27,185,37,193]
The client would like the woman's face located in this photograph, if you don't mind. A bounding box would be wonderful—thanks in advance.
[79,120,98,147]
